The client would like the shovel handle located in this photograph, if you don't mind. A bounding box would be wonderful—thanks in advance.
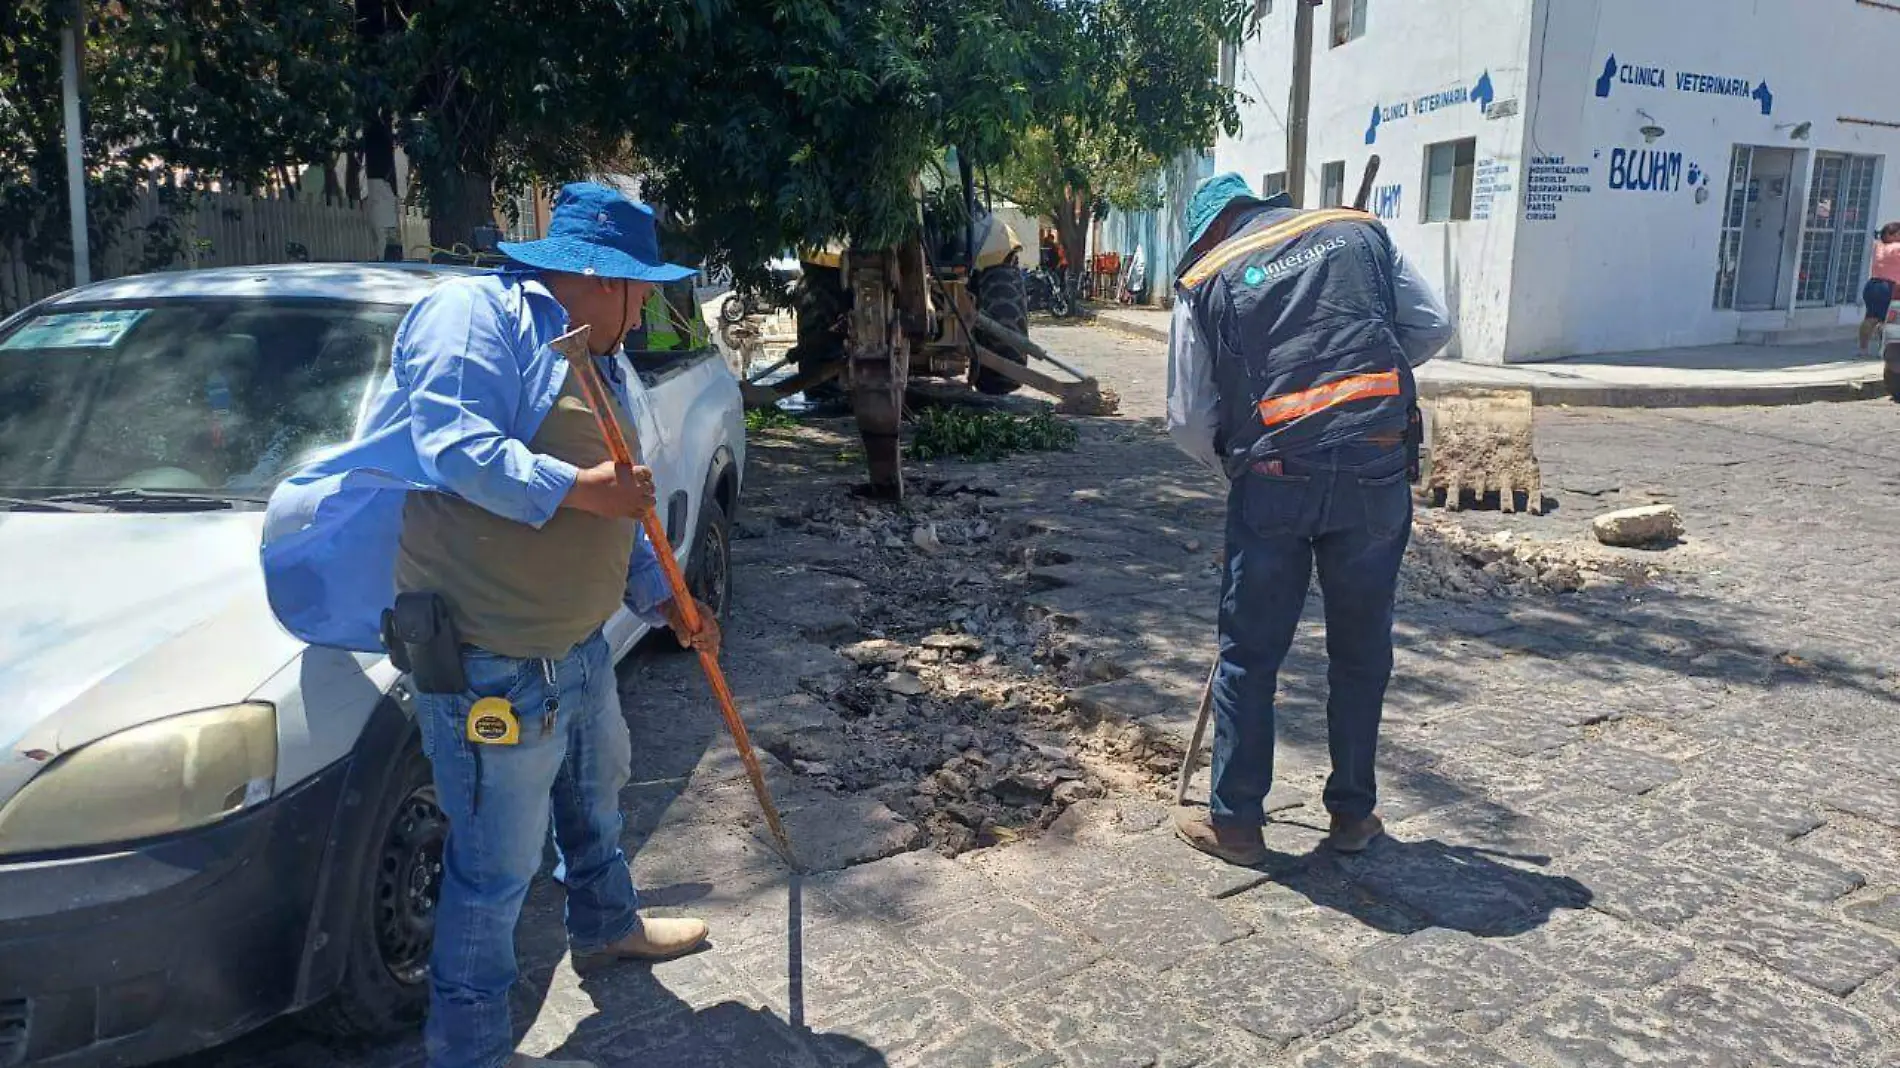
[551,327,796,867]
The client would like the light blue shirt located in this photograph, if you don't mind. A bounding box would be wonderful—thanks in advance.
[261,272,671,653]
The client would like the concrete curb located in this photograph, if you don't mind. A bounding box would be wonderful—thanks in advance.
[1417,375,1890,409]
[1088,316,1890,408]
[1091,315,1169,344]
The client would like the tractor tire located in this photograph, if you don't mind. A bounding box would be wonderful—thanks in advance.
[790,268,849,403]
[974,265,1030,395]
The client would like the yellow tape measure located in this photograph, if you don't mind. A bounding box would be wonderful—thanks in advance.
[466,697,520,745]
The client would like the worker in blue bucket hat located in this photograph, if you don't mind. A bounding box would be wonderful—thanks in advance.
[1166,172,1453,867]
[262,182,718,1068]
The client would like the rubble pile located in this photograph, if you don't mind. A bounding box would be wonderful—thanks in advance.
[786,633,1108,856]
[1402,511,1658,600]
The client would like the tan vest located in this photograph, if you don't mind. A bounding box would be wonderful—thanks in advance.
[395,370,635,659]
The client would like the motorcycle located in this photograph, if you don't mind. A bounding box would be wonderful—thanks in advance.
[717,255,803,324]
[1025,265,1074,318]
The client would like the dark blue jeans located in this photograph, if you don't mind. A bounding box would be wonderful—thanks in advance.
[1209,442,1412,827]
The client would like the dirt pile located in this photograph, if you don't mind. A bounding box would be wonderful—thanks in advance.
[1403,511,1659,600]
[785,631,1110,856]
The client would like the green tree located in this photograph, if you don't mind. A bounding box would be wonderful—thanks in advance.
[0,0,357,279]
[997,0,1250,299]
[610,0,1070,280]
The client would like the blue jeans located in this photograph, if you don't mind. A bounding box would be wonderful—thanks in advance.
[416,630,639,1068]
[1210,442,1412,827]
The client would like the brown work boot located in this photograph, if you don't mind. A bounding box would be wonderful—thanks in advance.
[580,916,710,963]
[1324,812,1385,854]
[508,1055,598,1068]
[1174,808,1270,867]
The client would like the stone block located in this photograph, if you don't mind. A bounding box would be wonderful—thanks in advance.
[1507,909,1694,992]
[1560,847,1730,928]
[1504,991,1736,1068]
[1164,935,1364,1047]
[1659,977,1883,1068]
[1000,961,1224,1066]
[1684,897,1900,996]
[907,897,1101,994]
[1592,504,1683,547]
[1351,928,1555,1031]
[1061,881,1252,971]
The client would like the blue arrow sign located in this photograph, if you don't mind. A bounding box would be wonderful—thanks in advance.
[1472,71,1495,112]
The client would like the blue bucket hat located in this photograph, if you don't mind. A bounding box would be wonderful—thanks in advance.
[1184,172,1267,247]
[497,182,696,283]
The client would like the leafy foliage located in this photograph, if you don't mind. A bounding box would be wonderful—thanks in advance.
[621,0,1071,282]
[744,405,799,433]
[996,0,1252,291]
[1,0,1244,289]
[0,0,357,277]
[910,407,1077,462]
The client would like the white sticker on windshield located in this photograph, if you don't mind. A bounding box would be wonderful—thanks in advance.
[0,309,150,350]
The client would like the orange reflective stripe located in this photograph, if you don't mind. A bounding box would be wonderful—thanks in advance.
[1180,208,1376,289]
[1256,370,1403,426]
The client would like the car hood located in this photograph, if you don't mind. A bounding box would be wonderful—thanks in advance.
[0,510,299,805]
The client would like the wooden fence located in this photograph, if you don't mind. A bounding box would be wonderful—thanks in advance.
[0,184,432,316]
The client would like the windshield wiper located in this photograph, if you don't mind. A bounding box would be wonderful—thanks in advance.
[39,488,247,512]
[0,495,111,513]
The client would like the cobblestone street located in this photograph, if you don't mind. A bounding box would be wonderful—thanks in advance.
[196,324,1900,1067]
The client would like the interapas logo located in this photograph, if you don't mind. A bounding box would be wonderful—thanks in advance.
[1251,237,1349,284]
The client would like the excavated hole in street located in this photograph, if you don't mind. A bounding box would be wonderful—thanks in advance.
[744,422,1672,859]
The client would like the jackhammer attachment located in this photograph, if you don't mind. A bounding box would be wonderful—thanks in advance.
[1421,388,1544,515]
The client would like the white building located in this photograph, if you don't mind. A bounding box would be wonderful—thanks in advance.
[1218,0,1900,364]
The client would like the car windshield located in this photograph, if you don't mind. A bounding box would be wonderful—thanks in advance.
[0,298,401,503]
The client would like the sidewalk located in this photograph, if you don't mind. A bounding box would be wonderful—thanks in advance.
[1414,342,1886,408]
[1090,306,1889,407]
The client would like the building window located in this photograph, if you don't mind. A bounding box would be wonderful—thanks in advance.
[1263,172,1288,198]
[1218,41,1236,89]
[1712,146,1753,310]
[1331,0,1366,46]
[1423,138,1476,222]
[1797,151,1881,307]
[1320,161,1347,208]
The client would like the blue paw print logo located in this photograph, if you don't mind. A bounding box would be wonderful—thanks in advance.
[1686,163,1703,186]
[1243,265,1267,286]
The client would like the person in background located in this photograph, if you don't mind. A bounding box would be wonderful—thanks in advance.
[1165,173,1453,867]
[1860,222,1900,358]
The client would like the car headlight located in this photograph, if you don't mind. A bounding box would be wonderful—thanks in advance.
[0,703,277,856]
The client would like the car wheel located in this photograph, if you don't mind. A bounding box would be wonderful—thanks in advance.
[659,497,732,654]
[690,498,734,624]
[974,265,1030,395]
[303,745,444,1038]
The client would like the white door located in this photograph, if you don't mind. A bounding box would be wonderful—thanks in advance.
[1736,148,1797,310]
